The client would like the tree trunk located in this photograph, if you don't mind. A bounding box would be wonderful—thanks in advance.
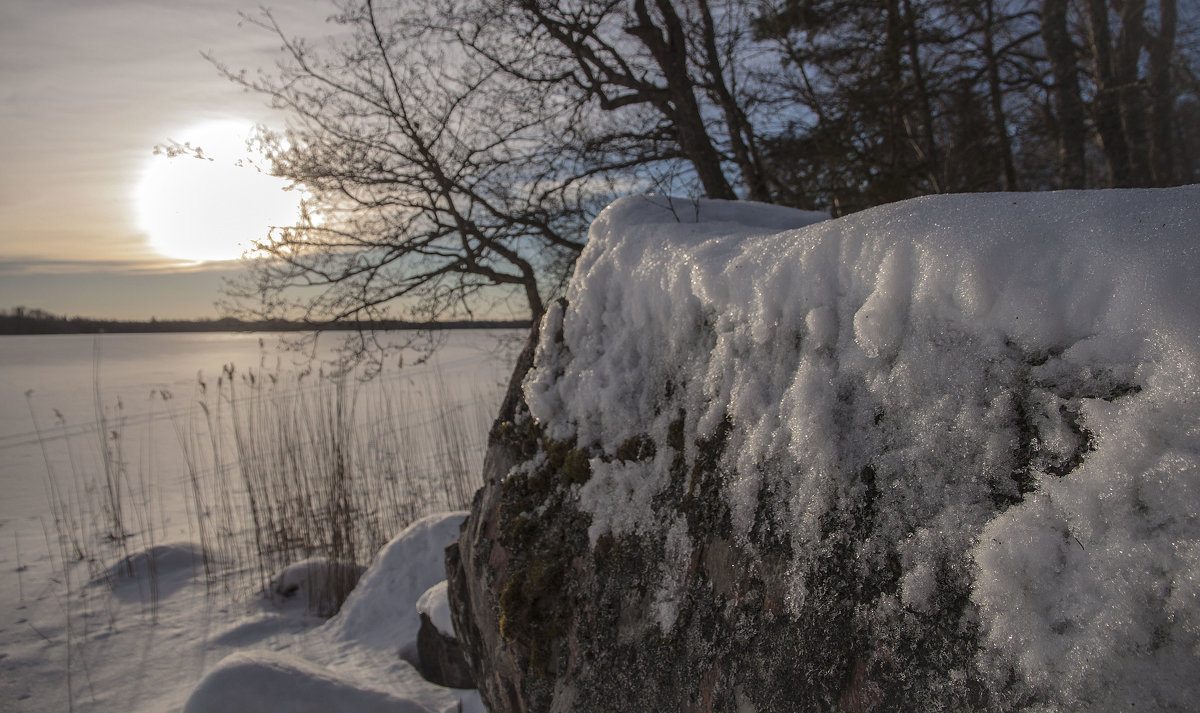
[696,0,772,202]
[900,0,942,192]
[1114,0,1151,185]
[1042,0,1087,188]
[1146,0,1177,185]
[628,0,738,200]
[884,0,908,200]
[1085,0,1133,186]
[982,0,1018,190]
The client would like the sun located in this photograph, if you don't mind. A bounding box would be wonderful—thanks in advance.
[135,119,303,263]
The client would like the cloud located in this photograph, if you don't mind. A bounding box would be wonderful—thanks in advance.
[0,256,245,277]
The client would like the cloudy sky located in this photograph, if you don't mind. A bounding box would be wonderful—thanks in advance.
[0,0,337,319]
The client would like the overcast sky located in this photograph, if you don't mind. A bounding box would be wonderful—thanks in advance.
[0,0,336,319]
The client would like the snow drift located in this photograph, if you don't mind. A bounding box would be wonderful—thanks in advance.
[185,512,482,713]
[452,187,1200,712]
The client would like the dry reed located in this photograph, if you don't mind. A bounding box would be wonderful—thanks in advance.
[33,350,506,625]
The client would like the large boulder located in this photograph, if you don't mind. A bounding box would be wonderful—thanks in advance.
[448,190,1200,712]
[416,581,475,689]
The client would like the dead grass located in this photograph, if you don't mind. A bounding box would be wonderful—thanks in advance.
[32,351,506,624]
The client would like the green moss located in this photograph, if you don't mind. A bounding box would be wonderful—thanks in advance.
[493,418,594,678]
[499,553,569,673]
[592,533,618,563]
[491,416,544,461]
[562,448,590,485]
[496,512,586,675]
[502,512,539,551]
[666,416,685,453]
[615,434,656,463]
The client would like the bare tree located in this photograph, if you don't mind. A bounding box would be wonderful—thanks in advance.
[1042,0,1088,188]
[445,0,780,202]
[210,0,594,360]
[205,0,1200,344]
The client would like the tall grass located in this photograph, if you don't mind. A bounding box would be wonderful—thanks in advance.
[176,360,501,612]
[32,351,507,622]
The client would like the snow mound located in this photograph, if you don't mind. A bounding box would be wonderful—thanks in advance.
[323,511,467,652]
[208,613,322,648]
[417,581,455,637]
[523,187,1200,709]
[188,512,478,713]
[95,541,211,600]
[98,542,209,583]
[266,558,367,618]
[183,651,438,713]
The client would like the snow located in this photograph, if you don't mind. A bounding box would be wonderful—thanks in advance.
[525,187,1200,708]
[2,507,481,713]
[5,188,1198,711]
[98,542,212,601]
[267,559,368,618]
[184,651,438,713]
[325,512,466,654]
[416,581,455,638]
[183,512,481,713]
[0,330,509,713]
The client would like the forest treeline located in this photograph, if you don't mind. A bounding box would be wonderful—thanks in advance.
[745,0,1195,213]
[358,0,1200,218]
[209,0,1197,333]
[0,307,528,336]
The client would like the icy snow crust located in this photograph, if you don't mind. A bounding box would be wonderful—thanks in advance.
[524,189,1200,708]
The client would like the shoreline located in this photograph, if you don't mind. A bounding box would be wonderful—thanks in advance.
[0,316,531,336]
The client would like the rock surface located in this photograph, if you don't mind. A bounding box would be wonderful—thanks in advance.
[447,191,1200,713]
[416,612,475,689]
[447,321,546,712]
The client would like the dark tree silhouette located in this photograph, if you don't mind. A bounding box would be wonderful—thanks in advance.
[205,0,1200,353]
[211,0,597,342]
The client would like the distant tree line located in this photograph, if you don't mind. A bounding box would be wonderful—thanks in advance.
[210,0,1197,335]
[440,0,1195,215]
[750,0,1194,213]
[0,307,528,336]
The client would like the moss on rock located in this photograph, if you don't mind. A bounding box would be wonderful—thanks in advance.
[492,417,592,679]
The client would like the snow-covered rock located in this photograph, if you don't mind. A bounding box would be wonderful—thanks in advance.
[323,511,467,656]
[417,581,456,638]
[450,189,1200,712]
[417,581,474,688]
[186,512,476,713]
[267,558,367,618]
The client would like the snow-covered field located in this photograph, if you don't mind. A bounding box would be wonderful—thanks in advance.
[1,331,514,712]
[6,510,485,713]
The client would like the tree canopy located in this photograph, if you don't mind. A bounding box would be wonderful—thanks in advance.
[216,0,1199,344]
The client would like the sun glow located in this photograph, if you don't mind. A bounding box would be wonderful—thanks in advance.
[135,120,303,263]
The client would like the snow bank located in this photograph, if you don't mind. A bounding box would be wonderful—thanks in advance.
[185,512,475,713]
[99,542,209,581]
[417,581,455,637]
[267,558,367,617]
[323,511,467,652]
[94,542,210,601]
[184,651,437,713]
[523,188,1200,709]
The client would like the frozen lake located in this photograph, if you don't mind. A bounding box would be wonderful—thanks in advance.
[1,330,518,545]
[0,329,519,712]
